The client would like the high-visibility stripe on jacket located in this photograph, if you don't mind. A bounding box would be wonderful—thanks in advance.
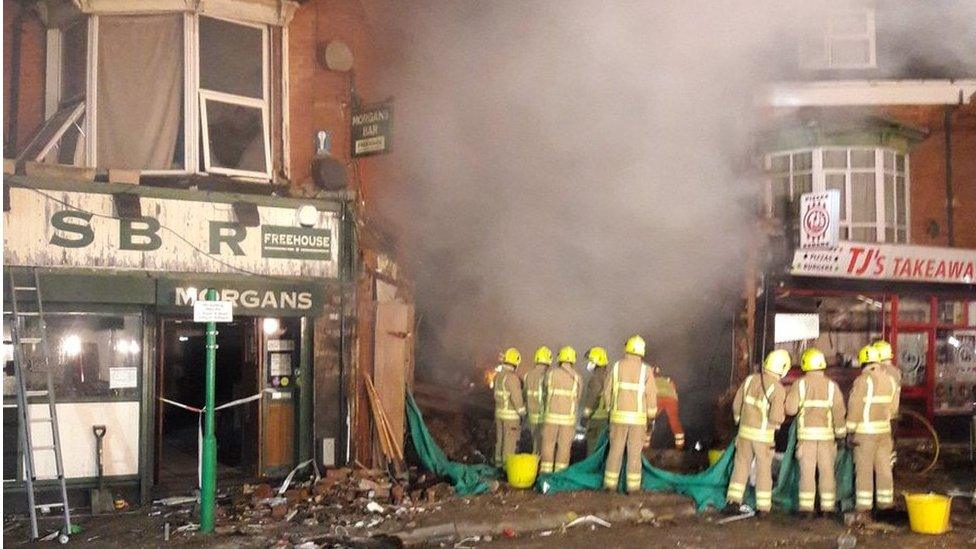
[738,374,777,443]
[493,366,525,421]
[543,365,580,426]
[797,379,841,441]
[524,364,547,424]
[847,371,895,434]
[609,361,652,425]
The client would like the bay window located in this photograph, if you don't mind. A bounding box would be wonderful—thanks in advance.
[765,146,910,244]
[26,3,286,182]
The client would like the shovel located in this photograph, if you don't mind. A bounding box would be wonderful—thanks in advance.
[90,425,115,515]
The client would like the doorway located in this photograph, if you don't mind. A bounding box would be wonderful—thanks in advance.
[156,318,259,488]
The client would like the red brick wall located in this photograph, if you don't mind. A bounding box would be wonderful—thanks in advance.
[287,0,396,216]
[884,104,976,250]
[3,1,47,156]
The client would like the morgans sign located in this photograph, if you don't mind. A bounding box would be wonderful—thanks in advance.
[3,187,339,278]
[156,279,324,316]
[792,243,976,285]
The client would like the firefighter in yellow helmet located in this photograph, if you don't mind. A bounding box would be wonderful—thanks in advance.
[539,346,581,473]
[872,340,901,417]
[580,347,609,454]
[602,335,657,493]
[726,349,789,514]
[784,348,846,515]
[492,348,525,467]
[847,344,898,516]
[523,346,552,454]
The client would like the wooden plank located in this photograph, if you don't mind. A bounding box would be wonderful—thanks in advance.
[263,399,295,470]
[372,302,413,457]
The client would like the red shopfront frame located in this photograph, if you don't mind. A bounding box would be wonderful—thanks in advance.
[777,288,974,423]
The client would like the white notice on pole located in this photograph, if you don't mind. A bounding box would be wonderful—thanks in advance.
[193,301,234,323]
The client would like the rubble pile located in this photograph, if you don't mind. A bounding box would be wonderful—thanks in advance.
[156,467,457,544]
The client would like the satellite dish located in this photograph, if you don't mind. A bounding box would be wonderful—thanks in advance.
[324,41,354,72]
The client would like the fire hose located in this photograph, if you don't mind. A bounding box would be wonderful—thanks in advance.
[899,409,940,475]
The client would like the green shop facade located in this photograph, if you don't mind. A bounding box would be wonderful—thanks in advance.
[3,176,354,504]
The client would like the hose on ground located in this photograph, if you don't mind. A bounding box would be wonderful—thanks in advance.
[900,409,940,475]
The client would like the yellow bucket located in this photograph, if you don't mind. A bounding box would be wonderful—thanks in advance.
[904,493,952,535]
[708,449,726,466]
[505,453,539,488]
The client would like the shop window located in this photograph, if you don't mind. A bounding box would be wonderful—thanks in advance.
[897,297,931,324]
[800,7,876,70]
[2,313,142,401]
[31,8,278,181]
[934,329,975,414]
[775,295,883,369]
[896,331,928,388]
[764,147,909,244]
[937,300,968,326]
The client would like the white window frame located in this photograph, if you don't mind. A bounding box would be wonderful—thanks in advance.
[196,15,271,181]
[765,146,910,244]
[800,7,877,70]
[42,10,276,181]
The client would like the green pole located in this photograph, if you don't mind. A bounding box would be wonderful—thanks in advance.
[200,288,218,533]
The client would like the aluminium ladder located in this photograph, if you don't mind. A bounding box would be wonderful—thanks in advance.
[7,269,72,542]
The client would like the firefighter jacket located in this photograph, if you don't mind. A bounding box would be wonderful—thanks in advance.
[492,365,526,421]
[880,360,901,416]
[602,354,657,426]
[784,371,847,441]
[732,371,786,444]
[543,364,581,426]
[846,365,897,435]
[582,367,608,420]
[655,376,678,400]
[523,363,548,424]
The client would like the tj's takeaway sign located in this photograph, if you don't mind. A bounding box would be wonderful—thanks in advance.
[3,187,339,278]
[793,243,976,285]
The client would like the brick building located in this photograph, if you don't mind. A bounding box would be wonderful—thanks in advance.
[3,0,409,507]
[748,2,976,435]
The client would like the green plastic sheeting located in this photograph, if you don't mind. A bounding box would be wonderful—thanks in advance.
[537,422,856,513]
[406,393,501,495]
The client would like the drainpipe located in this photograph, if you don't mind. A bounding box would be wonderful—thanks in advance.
[944,104,955,246]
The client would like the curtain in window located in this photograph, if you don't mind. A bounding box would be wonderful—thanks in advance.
[96,15,183,170]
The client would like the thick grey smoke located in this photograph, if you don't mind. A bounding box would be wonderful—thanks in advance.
[368,1,975,435]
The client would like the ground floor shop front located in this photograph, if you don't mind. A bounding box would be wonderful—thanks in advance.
[2,268,337,505]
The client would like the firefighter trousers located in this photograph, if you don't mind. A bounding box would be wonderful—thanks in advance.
[658,397,685,448]
[539,423,574,473]
[494,418,520,467]
[527,419,543,455]
[603,422,645,493]
[797,439,837,512]
[853,433,894,511]
[727,437,774,512]
[586,418,608,455]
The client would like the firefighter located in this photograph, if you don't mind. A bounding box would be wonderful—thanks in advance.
[726,349,790,514]
[847,344,898,516]
[581,346,610,454]
[602,335,657,493]
[872,340,901,415]
[654,366,685,449]
[539,346,581,473]
[492,347,526,467]
[784,348,846,515]
[523,346,552,454]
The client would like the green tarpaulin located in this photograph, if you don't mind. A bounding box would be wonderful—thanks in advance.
[405,393,855,511]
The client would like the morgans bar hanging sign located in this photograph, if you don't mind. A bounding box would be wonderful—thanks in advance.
[3,186,339,278]
[792,243,976,284]
[351,103,392,157]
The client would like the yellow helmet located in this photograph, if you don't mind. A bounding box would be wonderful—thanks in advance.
[534,346,553,366]
[624,335,646,357]
[501,347,521,367]
[872,340,893,362]
[557,346,577,365]
[800,348,826,372]
[586,346,609,367]
[857,344,880,367]
[763,349,792,377]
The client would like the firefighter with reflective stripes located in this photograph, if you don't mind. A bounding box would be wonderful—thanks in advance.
[726,350,789,513]
[492,348,526,467]
[784,348,846,515]
[523,346,552,454]
[539,346,581,473]
[847,345,898,515]
[602,335,657,493]
[581,346,610,454]
[872,340,901,416]
[654,366,685,449]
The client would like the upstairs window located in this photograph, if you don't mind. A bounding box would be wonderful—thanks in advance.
[800,7,876,69]
[765,147,909,244]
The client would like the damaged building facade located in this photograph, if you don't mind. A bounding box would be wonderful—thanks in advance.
[3,0,411,507]
[747,3,976,438]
